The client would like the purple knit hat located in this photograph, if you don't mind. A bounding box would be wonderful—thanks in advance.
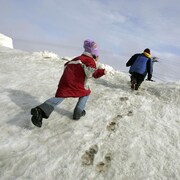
[83,39,99,57]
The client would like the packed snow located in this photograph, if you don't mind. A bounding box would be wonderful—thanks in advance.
[0,40,180,179]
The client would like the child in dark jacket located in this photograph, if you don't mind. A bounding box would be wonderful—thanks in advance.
[126,48,153,90]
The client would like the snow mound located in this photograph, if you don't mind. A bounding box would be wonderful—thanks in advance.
[97,62,118,75]
[33,50,60,60]
[0,33,13,49]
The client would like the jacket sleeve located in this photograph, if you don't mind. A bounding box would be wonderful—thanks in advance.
[126,54,139,67]
[147,58,153,80]
[93,69,105,79]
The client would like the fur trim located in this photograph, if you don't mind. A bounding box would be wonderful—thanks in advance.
[82,52,93,58]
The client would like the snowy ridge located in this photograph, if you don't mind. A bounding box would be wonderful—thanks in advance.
[33,51,60,60]
[0,47,180,180]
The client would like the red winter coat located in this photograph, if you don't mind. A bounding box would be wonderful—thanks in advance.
[55,53,105,98]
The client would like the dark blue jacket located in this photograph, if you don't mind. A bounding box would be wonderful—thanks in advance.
[126,53,153,79]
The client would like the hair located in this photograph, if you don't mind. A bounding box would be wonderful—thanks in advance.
[144,48,151,54]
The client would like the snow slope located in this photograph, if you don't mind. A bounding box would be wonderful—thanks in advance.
[0,46,180,180]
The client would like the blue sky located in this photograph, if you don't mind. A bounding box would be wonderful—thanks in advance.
[0,0,180,80]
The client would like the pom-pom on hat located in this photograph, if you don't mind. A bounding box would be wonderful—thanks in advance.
[83,39,99,57]
[144,48,151,55]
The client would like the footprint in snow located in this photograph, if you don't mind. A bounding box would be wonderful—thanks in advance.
[81,144,98,165]
[127,110,133,116]
[106,121,117,132]
[106,115,123,132]
[120,97,129,101]
[96,152,113,172]
[104,152,113,163]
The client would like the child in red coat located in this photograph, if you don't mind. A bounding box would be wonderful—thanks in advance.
[31,39,106,128]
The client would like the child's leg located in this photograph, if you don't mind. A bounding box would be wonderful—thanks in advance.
[135,75,145,90]
[73,96,89,120]
[38,97,64,118]
[131,73,137,90]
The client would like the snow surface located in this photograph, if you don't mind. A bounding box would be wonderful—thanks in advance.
[0,46,180,180]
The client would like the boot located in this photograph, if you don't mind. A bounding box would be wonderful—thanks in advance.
[131,80,136,90]
[135,84,139,90]
[31,107,43,128]
[73,110,86,120]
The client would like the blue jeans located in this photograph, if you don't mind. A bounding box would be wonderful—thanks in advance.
[38,96,89,119]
